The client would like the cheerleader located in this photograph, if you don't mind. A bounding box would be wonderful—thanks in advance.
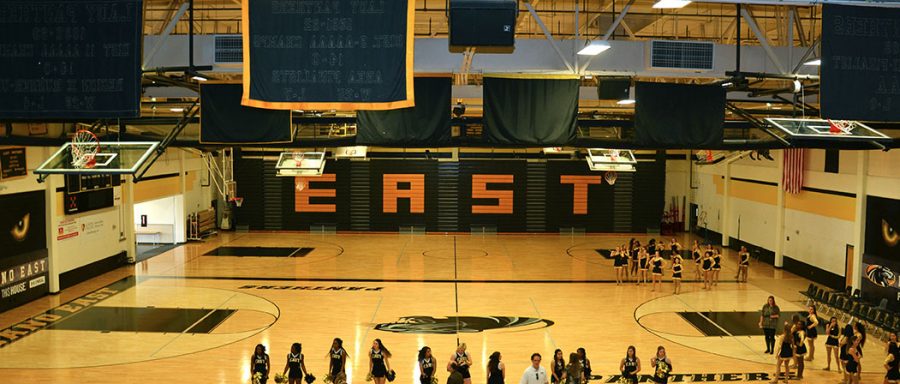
[647,239,657,257]
[419,346,437,384]
[283,343,308,384]
[448,343,473,384]
[369,339,392,384]
[700,250,713,290]
[487,352,505,384]
[551,349,566,384]
[840,323,855,376]
[671,256,683,295]
[774,324,794,384]
[855,322,868,381]
[619,346,641,384]
[736,246,750,283]
[328,338,350,384]
[805,306,819,361]
[669,238,682,259]
[824,317,842,372]
[711,248,722,286]
[630,240,641,281]
[576,347,592,383]
[637,248,649,286]
[613,246,626,285]
[650,251,664,292]
[792,317,807,379]
[649,346,672,384]
[565,353,582,384]
[886,334,900,384]
[846,336,861,384]
[691,241,702,280]
[252,344,271,384]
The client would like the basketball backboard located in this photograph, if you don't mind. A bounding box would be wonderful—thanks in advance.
[275,152,326,177]
[35,142,160,176]
[765,118,891,141]
[586,148,637,172]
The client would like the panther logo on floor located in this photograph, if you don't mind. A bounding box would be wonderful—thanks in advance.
[374,316,554,334]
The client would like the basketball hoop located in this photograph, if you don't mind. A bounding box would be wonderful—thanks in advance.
[609,149,620,162]
[604,170,618,185]
[230,197,244,207]
[828,119,852,135]
[71,130,99,169]
[292,152,306,167]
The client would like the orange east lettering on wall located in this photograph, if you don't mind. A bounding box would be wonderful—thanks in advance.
[294,174,337,212]
[471,174,513,214]
[383,174,425,213]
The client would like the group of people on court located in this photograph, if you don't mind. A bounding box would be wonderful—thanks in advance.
[759,295,900,384]
[249,340,676,384]
[611,238,750,293]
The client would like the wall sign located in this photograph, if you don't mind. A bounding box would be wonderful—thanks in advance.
[0,147,27,179]
[0,191,49,313]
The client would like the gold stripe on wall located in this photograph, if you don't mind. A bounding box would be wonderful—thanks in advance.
[728,180,777,205]
[785,190,856,222]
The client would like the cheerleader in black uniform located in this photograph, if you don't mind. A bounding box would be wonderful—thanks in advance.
[487,352,505,384]
[418,346,437,384]
[647,239,657,259]
[792,318,807,379]
[846,336,861,384]
[551,349,566,384]
[650,251,664,292]
[369,339,392,384]
[637,248,649,286]
[619,346,641,384]
[576,348,591,383]
[671,256,683,295]
[252,344,271,384]
[691,241,702,280]
[649,346,672,384]
[736,246,750,283]
[448,343,473,384]
[283,343,308,384]
[711,248,722,286]
[805,306,819,361]
[669,238,682,260]
[774,324,794,384]
[855,322,868,381]
[613,246,626,285]
[885,336,900,384]
[824,317,841,372]
[328,338,350,384]
[630,241,641,281]
[701,251,713,290]
[840,324,855,375]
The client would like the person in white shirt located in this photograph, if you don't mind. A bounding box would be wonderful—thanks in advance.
[520,353,549,384]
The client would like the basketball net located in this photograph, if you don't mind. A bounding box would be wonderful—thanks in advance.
[71,130,99,169]
[705,150,714,162]
[828,119,851,135]
[610,149,620,162]
[604,170,618,185]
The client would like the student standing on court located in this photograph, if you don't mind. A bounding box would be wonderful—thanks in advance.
[637,247,649,286]
[759,296,781,354]
[283,343,308,384]
[773,323,794,384]
[576,348,591,383]
[551,349,566,384]
[328,338,350,384]
[885,337,900,384]
[630,240,641,282]
[419,346,437,384]
[252,344,271,384]
[736,246,750,283]
[613,246,626,285]
[711,248,722,286]
[846,336,861,384]
[564,353,582,384]
[650,251,664,292]
[369,339,392,384]
[700,249,713,290]
[448,343,474,384]
[519,353,549,384]
[649,346,672,384]
[791,316,807,379]
[691,241,702,280]
[671,256,683,295]
[824,317,842,372]
[805,305,819,361]
[619,346,640,384]
[487,352,505,384]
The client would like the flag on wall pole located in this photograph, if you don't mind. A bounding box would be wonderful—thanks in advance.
[783,148,805,194]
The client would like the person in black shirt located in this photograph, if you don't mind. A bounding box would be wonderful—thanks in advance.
[671,256,683,295]
[487,351,505,384]
[551,349,565,384]
[824,317,841,372]
[613,246,626,286]
[283,343,308,384]
[619,346,641,384]
[650,251,664,292]
[448,343,473,384]
[736,246,750,283]
[419,346,437,384]
[252,344,271,384]
[576,348,591,383]
[328,338,350,384]
[369,339,393,384]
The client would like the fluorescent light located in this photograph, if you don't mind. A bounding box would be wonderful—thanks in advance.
[617,99,635,105]
[577,40,611,56]
[170,108,184,112]
[191,75,208,81]
[804,59,821,66]
[653,0,692,9]
[721,82,733,87]
[150,97,157,102]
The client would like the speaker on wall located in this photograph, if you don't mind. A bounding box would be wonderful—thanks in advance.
[597,77,632,100]
[449,0,517,52]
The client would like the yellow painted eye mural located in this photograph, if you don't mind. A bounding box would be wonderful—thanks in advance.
[884,219,899,248]
[10,213,30,242]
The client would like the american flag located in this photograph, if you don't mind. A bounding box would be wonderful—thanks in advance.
[782,148,805,194]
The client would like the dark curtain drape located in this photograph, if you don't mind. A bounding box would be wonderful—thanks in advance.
[200,83,293,144]
[356,77,452,146]
[483,77,578,145]
[634,82,724,147]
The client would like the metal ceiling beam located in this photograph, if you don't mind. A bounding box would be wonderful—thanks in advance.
[691,0,900,7]
[524,1,575,73]
[741,8,787,74]
[143,1,190,69]
[579,0,634,73]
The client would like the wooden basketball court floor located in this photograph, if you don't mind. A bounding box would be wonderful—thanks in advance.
[0,232,883,383]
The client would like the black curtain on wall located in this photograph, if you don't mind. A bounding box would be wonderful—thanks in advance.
[482,77,578,145]
[356,77,452,146]
[634,82,725,147]
[200,83,293,144]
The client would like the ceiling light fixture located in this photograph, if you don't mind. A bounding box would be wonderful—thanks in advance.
[803,59,821,66]
[653,0,692,9]
[191,75,208,82]
[616,99,636,105]
[170,107,184,112]
[577,40,611,56]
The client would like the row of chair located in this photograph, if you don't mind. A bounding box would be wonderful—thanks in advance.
[803,284,897,340]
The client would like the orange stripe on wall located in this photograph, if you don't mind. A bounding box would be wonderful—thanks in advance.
[728,180,777,206]
[785,190,855,222]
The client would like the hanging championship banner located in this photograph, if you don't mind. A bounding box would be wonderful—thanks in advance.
[241,0,414,110]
